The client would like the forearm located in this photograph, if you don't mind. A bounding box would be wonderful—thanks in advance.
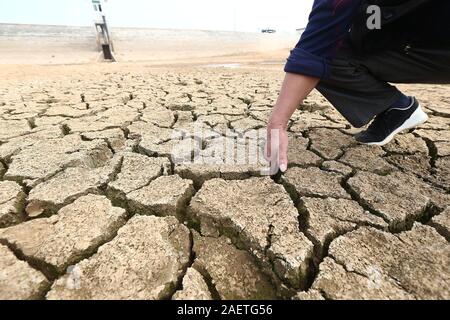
[269,72,319,129]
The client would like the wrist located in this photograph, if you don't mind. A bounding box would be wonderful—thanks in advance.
[268,104,292,131]
[268,118,288,131]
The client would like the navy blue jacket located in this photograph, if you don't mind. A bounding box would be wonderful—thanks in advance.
[285,0,362,79]
[285,0,450,79]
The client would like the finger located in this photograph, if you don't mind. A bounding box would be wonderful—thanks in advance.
[269,129,281,175]
[278,139,288,173]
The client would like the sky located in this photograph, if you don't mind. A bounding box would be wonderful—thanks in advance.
[0,0,313,33]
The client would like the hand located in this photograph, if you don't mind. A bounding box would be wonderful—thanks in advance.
[263,72,319,175]
[264,122,289,174]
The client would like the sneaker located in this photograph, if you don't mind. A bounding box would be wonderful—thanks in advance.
[355,97,428,146]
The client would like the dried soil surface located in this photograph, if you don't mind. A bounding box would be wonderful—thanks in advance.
[0,63,449,300]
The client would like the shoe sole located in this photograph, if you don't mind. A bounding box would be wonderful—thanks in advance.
[365,104,429,147]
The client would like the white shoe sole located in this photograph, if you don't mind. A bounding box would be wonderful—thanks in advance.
[365,104,429,147]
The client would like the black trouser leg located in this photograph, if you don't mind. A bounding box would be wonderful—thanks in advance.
[316,44,450,128]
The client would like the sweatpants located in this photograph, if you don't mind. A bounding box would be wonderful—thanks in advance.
[316,43,450,128]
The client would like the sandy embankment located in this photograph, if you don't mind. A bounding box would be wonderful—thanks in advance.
[0,23,297,66]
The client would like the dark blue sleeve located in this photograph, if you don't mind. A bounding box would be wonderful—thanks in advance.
[285,0,362,79]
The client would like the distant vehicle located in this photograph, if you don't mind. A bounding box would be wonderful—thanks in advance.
[261,29,276,34]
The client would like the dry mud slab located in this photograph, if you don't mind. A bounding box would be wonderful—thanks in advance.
[0,65,449,300]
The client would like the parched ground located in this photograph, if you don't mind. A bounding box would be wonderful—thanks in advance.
[0,63,449,300]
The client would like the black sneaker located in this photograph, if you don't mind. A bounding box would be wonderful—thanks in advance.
[355,97,428,146]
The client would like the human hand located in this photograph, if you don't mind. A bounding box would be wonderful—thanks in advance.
[264,122,289,175]
[263,73,318,176]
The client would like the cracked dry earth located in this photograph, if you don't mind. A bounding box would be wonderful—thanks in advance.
[0,65,449,300]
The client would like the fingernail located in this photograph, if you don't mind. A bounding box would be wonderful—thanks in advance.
[279,164,287,172]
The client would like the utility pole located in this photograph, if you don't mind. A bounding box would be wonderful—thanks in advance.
[92,0,115,61]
